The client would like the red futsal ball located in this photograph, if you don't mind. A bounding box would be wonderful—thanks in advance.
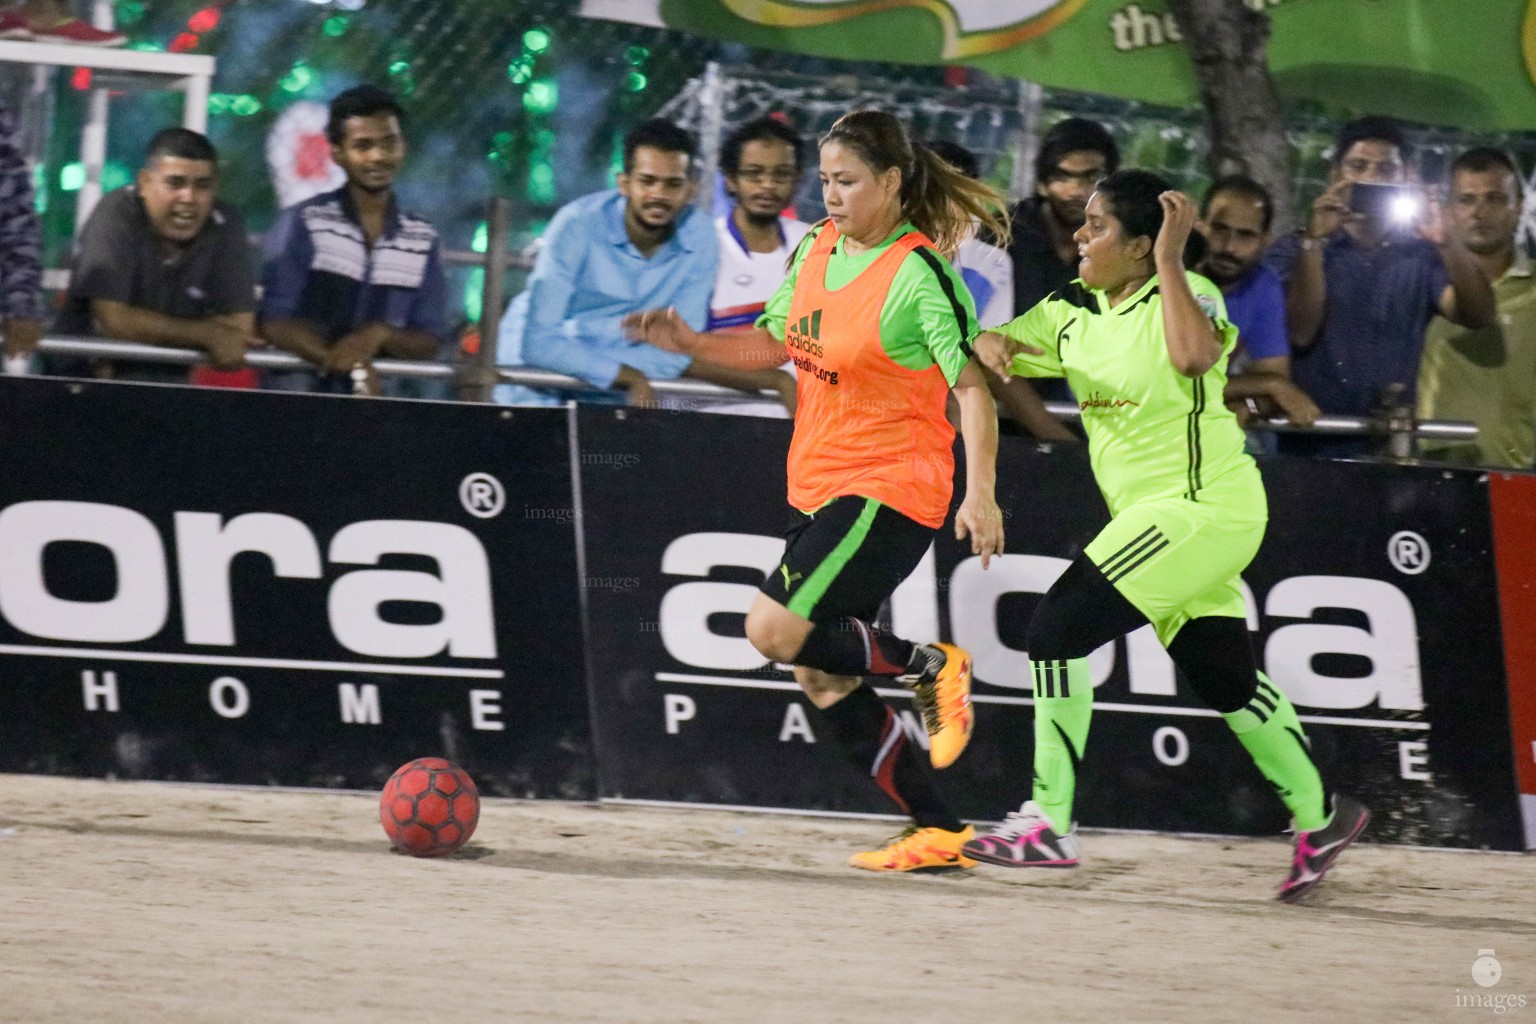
[379,757,480,857]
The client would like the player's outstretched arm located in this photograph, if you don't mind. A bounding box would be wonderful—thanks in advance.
[1154,191,1223,378]
[624,307,787,370]
[951,358,1004,569]
[973,330,1045,382]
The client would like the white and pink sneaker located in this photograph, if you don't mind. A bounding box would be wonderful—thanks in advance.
[1277,794,1370,903]
[963,800,1081,868]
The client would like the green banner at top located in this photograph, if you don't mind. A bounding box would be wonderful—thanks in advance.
[586,0,1536,131]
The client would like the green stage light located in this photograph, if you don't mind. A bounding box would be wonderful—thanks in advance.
[101,160,131,192]
[279,64,313,93]
[528,162,555,204]
[523,80,557,113]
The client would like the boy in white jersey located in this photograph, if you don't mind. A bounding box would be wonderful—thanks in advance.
[971,170,1369,902]
[703,117,810,417]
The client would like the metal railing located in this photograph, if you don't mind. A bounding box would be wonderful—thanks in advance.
[20,337,1482,460]
[28,335,785,401]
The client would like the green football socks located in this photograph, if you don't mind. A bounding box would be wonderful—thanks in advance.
[1223,672,1329,831]
[1030,657,1092,828]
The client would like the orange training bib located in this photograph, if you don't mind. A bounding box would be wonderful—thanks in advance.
[784,223,956,528]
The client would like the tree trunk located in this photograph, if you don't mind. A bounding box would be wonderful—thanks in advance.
[1165,0,1296,233]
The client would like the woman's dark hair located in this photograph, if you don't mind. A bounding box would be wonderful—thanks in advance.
[1097,169,1207,268]
[819,109,1009,254]
[925,139,980,181]
[1095,169,1174,243]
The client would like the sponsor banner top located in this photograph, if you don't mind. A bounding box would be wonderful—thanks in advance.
[582,0,1536,131]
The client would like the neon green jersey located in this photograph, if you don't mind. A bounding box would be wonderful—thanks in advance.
[994,272,1256,514]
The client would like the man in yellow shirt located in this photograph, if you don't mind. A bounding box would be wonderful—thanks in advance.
[1418,148,1536,469]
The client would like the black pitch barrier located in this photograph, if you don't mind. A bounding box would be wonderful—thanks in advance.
[0,377,594,799]
[576,406,1523,850]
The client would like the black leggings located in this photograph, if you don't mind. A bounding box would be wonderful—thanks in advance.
[1026,555,1259,714]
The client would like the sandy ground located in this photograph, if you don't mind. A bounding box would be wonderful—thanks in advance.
[1,776,1532,1024]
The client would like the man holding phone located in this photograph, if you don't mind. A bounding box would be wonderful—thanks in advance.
[1266,116,1496,457]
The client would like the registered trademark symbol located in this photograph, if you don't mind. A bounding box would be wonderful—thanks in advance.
[459,473,505,518]
[1387,530,1430,575]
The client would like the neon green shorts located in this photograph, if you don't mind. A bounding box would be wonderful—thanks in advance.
[1085,473,1267,646]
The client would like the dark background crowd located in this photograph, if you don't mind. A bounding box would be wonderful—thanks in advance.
[1,0,1533,469]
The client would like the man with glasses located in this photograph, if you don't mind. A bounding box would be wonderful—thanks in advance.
[497,118,792,409]
[996,117,1120,414]
[698,117,810,416]
[1005,117,1120,315]
[1417,148,1535,468]
[708,117,810,333]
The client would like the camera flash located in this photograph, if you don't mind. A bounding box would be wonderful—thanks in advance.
[1391,194,1421,222]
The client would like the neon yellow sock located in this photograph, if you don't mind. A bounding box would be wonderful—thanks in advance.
[1030,657,1092,828]
[1223,672,1328,831]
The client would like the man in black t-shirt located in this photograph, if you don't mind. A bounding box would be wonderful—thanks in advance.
[1006,117,1120,314]
[996,117,1120,408]
[56,128,258,383]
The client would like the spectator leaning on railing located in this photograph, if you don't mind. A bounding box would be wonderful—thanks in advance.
[260,85,446,396]
[698,115,810,417]
[709,115,811,335]
[1194,175,1318,444]
[54,127,260,384]
[0,102,42,370]
[496,118,794,411]
[1417,148,1536,469]
[1265,115,1496,458]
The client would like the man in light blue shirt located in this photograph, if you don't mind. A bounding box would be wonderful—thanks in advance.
[497,119,791,409]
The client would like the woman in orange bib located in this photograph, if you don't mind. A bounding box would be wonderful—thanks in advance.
[628,110,1009,871]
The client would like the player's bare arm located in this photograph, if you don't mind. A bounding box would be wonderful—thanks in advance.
[1153,191,1222,378]
[951,358,1004,568]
